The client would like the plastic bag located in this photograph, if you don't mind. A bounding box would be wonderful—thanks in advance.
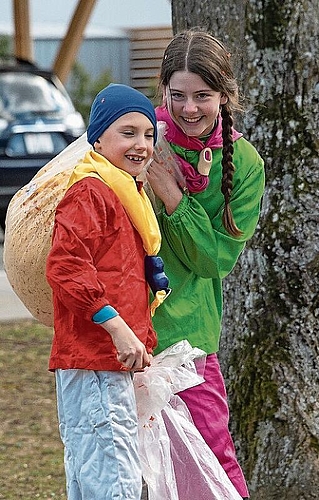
[134,340,242,500]
[139,121,188,213]
[3,122,180,327]
[154,121,187,192]
[3,133,91,326]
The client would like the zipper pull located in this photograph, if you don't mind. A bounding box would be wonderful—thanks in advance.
[197,147,212,176]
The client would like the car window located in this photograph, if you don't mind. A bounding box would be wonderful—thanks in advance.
[0,72,74,116]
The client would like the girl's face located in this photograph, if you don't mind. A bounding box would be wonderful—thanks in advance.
[94,112,155,176]
[164,71,227,137]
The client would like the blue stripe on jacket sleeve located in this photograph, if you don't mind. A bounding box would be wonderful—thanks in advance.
[92,305,119,324]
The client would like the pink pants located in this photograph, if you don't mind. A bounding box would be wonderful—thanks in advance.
[178,353,249,499]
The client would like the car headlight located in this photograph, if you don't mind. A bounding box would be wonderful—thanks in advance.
[0,118,8,134]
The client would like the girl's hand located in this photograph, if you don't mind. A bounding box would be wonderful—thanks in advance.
[101,316,151,371]
[146,158,183,215]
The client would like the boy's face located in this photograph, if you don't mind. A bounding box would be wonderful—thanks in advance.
[94,112,155,176]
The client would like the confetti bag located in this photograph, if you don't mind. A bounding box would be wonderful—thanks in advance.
[3,133,91,326]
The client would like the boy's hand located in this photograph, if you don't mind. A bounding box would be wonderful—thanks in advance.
[100,315,151,370]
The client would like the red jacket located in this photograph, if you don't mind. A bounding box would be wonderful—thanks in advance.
[46,177,157,371]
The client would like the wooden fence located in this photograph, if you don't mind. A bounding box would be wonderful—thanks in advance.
[129,26,173,103]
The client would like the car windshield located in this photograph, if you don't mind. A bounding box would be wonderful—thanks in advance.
[0,72,74,118]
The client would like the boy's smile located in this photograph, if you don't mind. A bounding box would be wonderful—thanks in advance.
[94,112,155,176]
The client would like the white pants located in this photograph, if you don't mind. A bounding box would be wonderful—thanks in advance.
[55,369,142,500]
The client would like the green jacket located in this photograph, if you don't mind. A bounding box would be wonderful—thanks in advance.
[153,137,265,354]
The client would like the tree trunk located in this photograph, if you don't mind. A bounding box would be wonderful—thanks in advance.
[171,1,319,498]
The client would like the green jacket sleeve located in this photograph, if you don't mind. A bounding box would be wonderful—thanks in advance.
[160,148,265,279]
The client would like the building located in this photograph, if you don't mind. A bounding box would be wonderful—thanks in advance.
[33,27,131,87]
[1,24,173,101]
[35,26,173,98]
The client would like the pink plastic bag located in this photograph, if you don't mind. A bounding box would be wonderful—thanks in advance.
[134,341,242,500]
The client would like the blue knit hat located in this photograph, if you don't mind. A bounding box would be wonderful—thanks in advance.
[87,83,157,146]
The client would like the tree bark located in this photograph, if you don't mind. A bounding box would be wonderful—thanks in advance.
[171,1,319,498]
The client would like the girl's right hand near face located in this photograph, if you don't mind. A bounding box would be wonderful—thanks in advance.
[146,158,183,215]
[100,316,151,371]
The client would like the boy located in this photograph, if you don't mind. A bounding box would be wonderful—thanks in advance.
[46,84,162,499]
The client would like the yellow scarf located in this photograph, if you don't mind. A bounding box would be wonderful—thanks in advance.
[68,150,165,315]
[68,150,161,255]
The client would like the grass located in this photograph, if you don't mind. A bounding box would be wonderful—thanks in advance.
[0,320,66,499]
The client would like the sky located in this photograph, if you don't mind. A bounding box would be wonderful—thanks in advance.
[0,0,172,36]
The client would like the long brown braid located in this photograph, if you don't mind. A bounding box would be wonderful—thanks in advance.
[221,103,242,236]
[159,29,243,237]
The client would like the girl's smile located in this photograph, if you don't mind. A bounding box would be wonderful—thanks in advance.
[165,71,227,137]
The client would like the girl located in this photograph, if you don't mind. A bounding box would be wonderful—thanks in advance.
[146,30,265,499]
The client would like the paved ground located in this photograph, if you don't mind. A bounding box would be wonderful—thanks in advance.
[0,228,34,322]
[0,227,149,499]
